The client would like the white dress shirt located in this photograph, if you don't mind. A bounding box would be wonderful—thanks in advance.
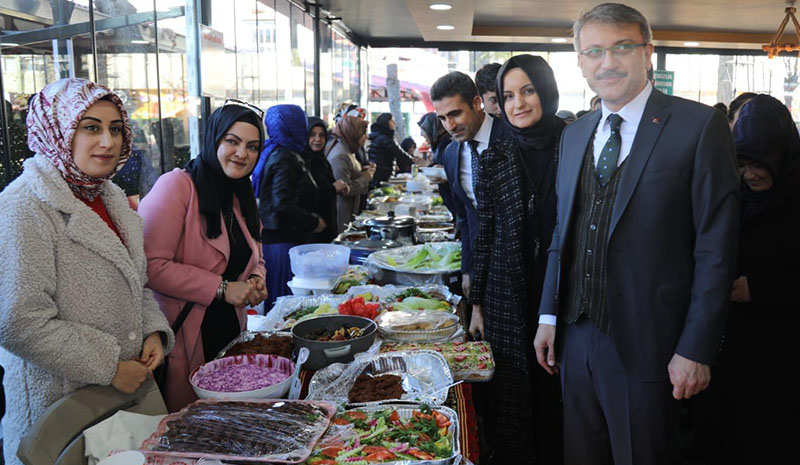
[539,82,653,327]
[459,112,493,208]
[593,82,653,167]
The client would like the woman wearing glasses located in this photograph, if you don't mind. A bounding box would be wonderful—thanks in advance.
[469,55,565,464]
[139,101,267,412]
[252,105,325,308]
[0,78,174,463]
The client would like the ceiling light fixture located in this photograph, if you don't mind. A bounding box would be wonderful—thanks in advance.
[1,42,19,47]
[430,3,453,10]
[551,38,568,43]
[683,41,700,46]
[131,40,149,44]
[436,24,455,31]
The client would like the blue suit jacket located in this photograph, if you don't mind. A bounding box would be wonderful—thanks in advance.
[442,116,506,276]
[539,90,740,380]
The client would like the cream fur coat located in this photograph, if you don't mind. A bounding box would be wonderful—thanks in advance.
[0,155,174,465]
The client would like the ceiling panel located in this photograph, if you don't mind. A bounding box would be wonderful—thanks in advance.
[317,0,800,50]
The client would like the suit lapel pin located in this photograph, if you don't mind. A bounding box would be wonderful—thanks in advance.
[651,116,661,124]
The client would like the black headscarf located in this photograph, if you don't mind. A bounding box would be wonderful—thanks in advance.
[304,116,328,157]
[496,54,565,191]
[370,112,394,137]
[184,104,264,240]
[401,137,416,153]
[733,94,800,219]
[417,112,446,147]
[496,54,563,154]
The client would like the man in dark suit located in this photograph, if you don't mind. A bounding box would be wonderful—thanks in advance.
[533,4,740,465]
[430,72,504,311]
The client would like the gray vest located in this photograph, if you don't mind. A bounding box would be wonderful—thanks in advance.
[561,140,626,334]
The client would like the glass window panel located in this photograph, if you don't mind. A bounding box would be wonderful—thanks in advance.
[257,0,278,110]
[275,0,292,104]
[290,4,306,107]
[0,0,96,189]
[236,0,261,105]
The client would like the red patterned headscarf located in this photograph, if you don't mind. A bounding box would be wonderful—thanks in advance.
[26,78,132,201]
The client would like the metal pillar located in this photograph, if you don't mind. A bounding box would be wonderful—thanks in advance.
[312,2,322,117]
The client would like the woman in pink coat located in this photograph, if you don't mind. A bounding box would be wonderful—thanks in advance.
[139,102,267,411]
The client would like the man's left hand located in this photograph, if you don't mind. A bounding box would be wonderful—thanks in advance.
[668,353,711,400]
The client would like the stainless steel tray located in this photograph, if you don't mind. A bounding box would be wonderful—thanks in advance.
[310,403,461,465]
[306,350,453,407]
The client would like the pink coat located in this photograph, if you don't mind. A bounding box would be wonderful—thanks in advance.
[139,169,266,411]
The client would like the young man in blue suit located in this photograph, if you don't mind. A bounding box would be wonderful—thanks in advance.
[431,72,505,318]
[533,4,740,464]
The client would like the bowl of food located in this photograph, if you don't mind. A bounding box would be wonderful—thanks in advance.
[376,310,460,342]
[289,243,350,279]
[291,315,377,370]
[190,354,295,399]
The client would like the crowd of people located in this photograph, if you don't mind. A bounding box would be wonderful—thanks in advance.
[0,2,798,465]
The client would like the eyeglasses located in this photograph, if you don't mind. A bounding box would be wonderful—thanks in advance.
[579,43,649,60]
[223,98,264,119]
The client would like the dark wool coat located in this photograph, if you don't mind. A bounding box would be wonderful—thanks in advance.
[471,135,561,463]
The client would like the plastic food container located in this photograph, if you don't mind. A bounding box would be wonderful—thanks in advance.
[189,354,295,399]
[289,243,350,279]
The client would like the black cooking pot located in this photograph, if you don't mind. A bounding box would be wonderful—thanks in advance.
[291,315,377,370]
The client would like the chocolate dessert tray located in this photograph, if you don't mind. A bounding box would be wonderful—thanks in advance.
[306,351,453,408]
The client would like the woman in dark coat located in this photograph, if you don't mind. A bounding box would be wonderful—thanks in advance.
[302,117,350,243]
[252,105,325,309]
[469,54,565,465]
[714,94,800,463]
[367,112,413,185]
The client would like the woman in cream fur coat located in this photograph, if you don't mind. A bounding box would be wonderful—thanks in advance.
[0,78,174,465]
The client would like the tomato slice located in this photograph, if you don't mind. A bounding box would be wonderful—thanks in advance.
[376,451,397,461]
[344,410,367,420]
[363,445,388,454]
[418,432,431,441]
[408,449,435,460]
[310,460,337,465]
[332,417,350,425]
[433,411,451,428]
[321,446,343,458]
[389,410,400,423]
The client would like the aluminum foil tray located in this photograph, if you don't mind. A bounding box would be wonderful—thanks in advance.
[261,295,350,330]
[140,399,336,463]
[365,242,461,275]
[215,330,293,360]
[346,284,461,310]
[308,403,461,465]
[376,311,461,342]
[306,350,453,407]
